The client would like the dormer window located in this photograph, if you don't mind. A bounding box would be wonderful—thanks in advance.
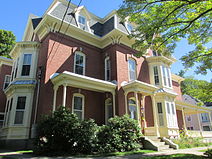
[153,66,159,85]
[153,51,160,56]
[21,54,32,76]
[162,65,172,88]
[78,15,86,30]
[128,58,136,81]
[125,22,133,34]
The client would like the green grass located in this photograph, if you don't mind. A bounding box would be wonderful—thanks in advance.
[142,154,204,159]
[199,149,208,152]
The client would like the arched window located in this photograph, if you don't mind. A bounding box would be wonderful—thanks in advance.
[105,98,113,124]
[128,98,137,120]
[105,57,111,81]
[72,93,84,120]
[74,52,85,75]
[128,58,136,81]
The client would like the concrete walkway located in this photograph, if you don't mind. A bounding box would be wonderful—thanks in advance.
[0,146,212,159]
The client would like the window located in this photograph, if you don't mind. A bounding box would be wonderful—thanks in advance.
[14,97,26,124]
[72,94,84,120]
[15,58,19,78]
[126,23,133,33]
[105,57,111,81]
[74,52,85,75]
[128,58,136,81]
[166,102,170,114]
[166,101,177,128]
[0,113,4,128]
[201,113,209,122]
[21,54,32,76]
[162,65,172,88]
[128,98,137,120]
[153,66,159,85]
[105,98,113,124]
[3,75,11,90]
[4,98,13,126]
[78,15,86,30]
[171,103,175,115]
[157,103,164,126]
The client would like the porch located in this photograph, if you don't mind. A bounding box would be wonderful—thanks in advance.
[176,100,212,138]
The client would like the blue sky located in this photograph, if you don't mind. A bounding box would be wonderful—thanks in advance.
[0,0,211,82]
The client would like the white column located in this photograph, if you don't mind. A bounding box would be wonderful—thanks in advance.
[3,100,9,127]
[196,110,203,136]
[208,112,212,131]
[151,95,160,137]
[53,86,58,112]
[124,92,128,115]
[181,108,187,131]
[112,91,116,117]
[134,91,141,123]
[142,96,147,128]
[62,84,67,107]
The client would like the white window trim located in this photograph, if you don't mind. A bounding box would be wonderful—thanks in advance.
[21,53,32,77]
[74,51,86,75]
[14,96,26,125]
[128,97,137,120]
[3,75,11,90]
[72,93,85,120]
[128,58,137,81]
[104,56,111,81]
[125,21,133,34]
[157,102,164,126]
[153,66,160,85]
[161,65,172,88]
[105,98,112,124]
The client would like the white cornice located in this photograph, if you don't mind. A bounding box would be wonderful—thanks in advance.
[0,56,13,66]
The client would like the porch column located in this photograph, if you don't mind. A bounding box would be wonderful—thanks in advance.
[112,91,116,117]
[53,86,58,112]
[124,92,128,115]
[62,84,67,107]
[3,100,9,127]
[151,95,160,137]
[208,112,212,131]
[134,91,141,123]
[181,108,187,131]
[196,110,203,136]
[142,96,147,128]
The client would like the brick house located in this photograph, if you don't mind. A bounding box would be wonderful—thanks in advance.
[0,0,212,148]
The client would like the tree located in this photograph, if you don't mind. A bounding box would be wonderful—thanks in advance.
[118,0,212,74]
[180,77,212,103]
[0,29,16,57]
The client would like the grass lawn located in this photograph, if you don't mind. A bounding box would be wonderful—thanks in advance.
[142,154,204,159]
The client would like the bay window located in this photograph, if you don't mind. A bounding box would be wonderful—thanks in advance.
[128,58,136,81]
[157,102,164,126]
[153,66,159,85]
[21,54,32,76]
[14,97,26,125]
[74,52,85,75]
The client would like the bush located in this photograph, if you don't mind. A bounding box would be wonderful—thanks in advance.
[33,107,98,155]
[204,149,212,158]
[97,115,142,153]
[34,107,142,155]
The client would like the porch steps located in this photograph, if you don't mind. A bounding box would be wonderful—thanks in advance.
[145,136,175,151]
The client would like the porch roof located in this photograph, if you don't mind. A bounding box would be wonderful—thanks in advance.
[50,71,117,93]
[176,100,212,114]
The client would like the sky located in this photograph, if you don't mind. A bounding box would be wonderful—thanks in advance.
[0,0,211,82]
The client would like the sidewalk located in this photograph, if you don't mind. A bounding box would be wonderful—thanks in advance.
[0,146,212,159]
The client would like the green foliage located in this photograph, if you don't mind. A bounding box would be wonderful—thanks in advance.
[181,77,212,103]
[0,29,16,57]
[97,115,142,153]
[118,0,212,74]
[34,107,98,155]
[172,136,211,149]
[34,107,142,156]
[204,149,212,158]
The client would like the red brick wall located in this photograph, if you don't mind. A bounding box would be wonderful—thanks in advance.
[177,110,183,130]
[172,80,183,101]
[0,64,12,112]
[145,96,154,127]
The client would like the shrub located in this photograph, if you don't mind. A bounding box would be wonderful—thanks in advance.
[204,149,212,158]
[172,136,210,149]
[33,107,98,155]
[97,115,142,153]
